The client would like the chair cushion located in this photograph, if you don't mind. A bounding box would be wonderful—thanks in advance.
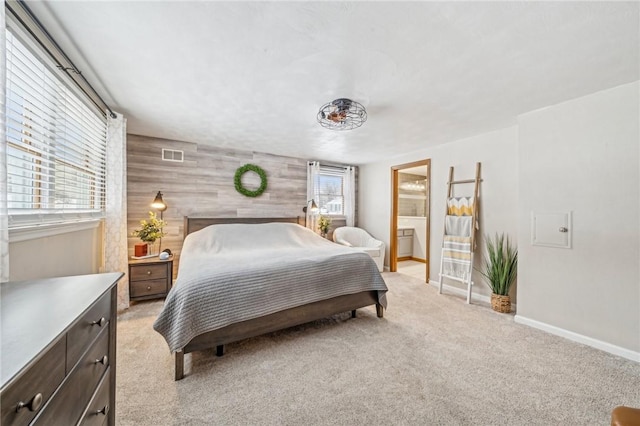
[356,247,380,258]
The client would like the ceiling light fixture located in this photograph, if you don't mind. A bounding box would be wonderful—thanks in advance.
[317,98,367,131]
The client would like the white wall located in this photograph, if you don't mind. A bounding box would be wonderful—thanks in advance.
[8,226,103,281]
[516,82,639,354]
[359,126,519,300]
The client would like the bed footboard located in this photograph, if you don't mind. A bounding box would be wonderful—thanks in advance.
[173,291,382,380]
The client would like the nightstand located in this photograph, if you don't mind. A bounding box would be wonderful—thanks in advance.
[128,256,173,301]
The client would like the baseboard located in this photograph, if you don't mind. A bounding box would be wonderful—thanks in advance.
[514,315,640,363]
[433,280,639,362]
[396,257,426,263]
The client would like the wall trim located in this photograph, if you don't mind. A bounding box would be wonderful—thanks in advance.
[514,315,640,363]
[9,219,101,243]
[432,279,639,362]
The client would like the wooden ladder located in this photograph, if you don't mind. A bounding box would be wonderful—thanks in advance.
[438,162,481,303]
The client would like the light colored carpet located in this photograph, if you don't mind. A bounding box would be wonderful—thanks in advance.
[116,272,640,425]
[397,260,426,280]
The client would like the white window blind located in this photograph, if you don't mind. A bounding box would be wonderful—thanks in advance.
[317,166,345,216]
[5,28,107,227]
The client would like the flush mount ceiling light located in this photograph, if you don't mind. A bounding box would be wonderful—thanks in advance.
[317,98,367,131]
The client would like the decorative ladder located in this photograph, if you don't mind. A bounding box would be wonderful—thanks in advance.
[438,162,481,303]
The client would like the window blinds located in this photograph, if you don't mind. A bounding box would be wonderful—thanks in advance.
[5,29,107,226]
[317,166,345,216]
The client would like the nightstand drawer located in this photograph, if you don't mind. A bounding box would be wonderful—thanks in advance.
[130,278,169,298]
[130,264,167,281]
[129,256,173,302]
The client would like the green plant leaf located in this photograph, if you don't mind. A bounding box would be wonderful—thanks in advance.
[478,233,518,295]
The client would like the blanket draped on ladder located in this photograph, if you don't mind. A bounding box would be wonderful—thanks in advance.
[441,215,472,281]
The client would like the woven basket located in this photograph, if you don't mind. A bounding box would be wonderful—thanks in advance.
[491,294,511,313]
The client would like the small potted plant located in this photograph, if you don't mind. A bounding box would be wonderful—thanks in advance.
[318,215,332,238]
[479,233,518,313]
[132,211,166,255]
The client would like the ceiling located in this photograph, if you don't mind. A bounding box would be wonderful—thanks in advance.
[28,1,639,165]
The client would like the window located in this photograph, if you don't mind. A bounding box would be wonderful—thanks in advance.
[307,162,355,227]
[317,169,344,215]
[5,28,107,227]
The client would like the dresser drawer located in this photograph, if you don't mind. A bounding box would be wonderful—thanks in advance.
[78,367,110,426]
[130,278,168,298]
[67,291,111,373]
[0,337,66,426]
[130,263,168,282]
[33,328,110,426]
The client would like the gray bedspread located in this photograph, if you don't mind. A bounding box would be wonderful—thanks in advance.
[153,222,388,352]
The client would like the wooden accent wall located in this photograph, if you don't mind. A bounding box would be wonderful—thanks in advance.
[127,134,309,275]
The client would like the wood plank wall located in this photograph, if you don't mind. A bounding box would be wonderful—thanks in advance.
[126,134,354,277]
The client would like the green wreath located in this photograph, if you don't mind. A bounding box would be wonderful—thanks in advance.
[234,163,268,197]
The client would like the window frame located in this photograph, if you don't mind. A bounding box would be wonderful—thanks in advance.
[4,21,107,232]
[315,166,347,218]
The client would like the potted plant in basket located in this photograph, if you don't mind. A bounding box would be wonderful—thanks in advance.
[132,211,166,255]
[479,233,518,313]
[318,215,332,238]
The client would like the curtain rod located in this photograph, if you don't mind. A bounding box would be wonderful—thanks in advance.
[6,0,117,119]
[309,161,354,170]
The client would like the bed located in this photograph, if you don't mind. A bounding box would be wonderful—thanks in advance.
[153,217,388,380]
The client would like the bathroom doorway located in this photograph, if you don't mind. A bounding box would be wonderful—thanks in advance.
[390,159,430,282]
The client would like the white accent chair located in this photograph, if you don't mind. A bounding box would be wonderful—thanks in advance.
[333,227,385,272]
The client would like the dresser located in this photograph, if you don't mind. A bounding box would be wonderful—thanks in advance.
[128,256,173,301]
[0,272,123,426]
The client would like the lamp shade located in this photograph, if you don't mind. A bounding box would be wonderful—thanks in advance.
[302,199,319,215]
[151,191,167,211]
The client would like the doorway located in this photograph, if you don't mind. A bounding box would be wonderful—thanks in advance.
[390,159,431,282]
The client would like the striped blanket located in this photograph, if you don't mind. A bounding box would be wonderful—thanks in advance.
[441,235,472,281]
[153,223,388,352]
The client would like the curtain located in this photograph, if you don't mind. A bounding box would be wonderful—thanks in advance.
[343,166,356,227]
[306,161,320,230]
[104,113,129,310]
[0,6,8,282]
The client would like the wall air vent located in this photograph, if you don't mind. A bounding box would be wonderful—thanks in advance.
[162,149,184,162]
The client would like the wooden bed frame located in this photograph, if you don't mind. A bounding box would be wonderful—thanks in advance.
[174,216,384,380]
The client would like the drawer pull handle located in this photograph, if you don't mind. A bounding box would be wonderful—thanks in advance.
[146,270,152,275]
[146,285,152,290]
[95,355,108,365]
[16,393,43,412]
[91,317,107,327]
[95,405,109,416]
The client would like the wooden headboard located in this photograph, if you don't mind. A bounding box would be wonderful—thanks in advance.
[184,217,302,237]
